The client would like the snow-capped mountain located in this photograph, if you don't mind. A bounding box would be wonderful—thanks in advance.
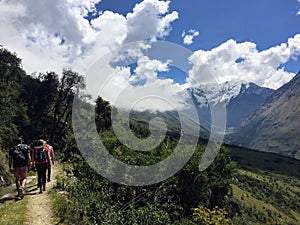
[188,80,274,128]
[229,71,300,159]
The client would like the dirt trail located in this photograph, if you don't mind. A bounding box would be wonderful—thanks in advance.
[25,165,58,225]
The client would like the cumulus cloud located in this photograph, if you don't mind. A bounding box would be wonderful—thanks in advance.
[90,56,186,111]
[187,34,300,89]
[0,0,178,75]
[1,0,299,112]
[102,72,186,111]
[130,56,170,83]
[182,29,199,45]
[125,0,178,42]
[0,0,98,73]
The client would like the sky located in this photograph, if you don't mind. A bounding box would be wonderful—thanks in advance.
[0,0,300,110]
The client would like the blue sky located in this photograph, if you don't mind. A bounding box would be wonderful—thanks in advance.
[98,0,299,49]
[97,0,300,73]
[0,0,300,110]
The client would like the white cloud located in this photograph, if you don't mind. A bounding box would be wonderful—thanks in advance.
[182,29,199,45]
[130,56,170,83]
[91,57,186,112]
[125,0,178,42]
[1,0,299,112]
[187,34,300,89]
[105,73,186,112]
[0,0,178,75]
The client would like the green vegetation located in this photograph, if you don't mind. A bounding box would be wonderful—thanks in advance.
[0,173,36,225]
[0,46,300,224]
[51,143,236,224]
[231,169,300,224]
[227,144,300,177]
[193,205,233,225]
[0,197,28,225]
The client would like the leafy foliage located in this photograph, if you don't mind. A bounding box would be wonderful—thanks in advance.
[192,205,233,225]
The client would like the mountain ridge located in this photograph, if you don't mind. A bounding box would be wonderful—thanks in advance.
[188,80,274,128]
[229,71,300,159]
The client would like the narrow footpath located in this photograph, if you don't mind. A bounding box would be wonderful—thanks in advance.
[25,165,58,225]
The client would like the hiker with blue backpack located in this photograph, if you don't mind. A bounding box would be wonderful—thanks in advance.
[8,137,31,199]
[32,139,52,194]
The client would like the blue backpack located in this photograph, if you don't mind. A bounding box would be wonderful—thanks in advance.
[35,146,47,162]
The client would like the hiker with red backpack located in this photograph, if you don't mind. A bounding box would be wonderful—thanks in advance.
[32,139,52,194]
[45,140,54,182]
[8,137,31,199]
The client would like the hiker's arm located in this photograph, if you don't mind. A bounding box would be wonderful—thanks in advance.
[8,155,13,173]
[51,148,54,164]
[31,149,35,164]
[47,151,53,165]
[27,151,31,169]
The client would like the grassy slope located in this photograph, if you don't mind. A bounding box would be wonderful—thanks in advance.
[225,143,300,224]
[227,143,300,178]
[231,169,300,224]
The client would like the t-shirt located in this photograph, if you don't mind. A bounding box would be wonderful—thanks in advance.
[46,144,54,159]
[9,144,30,168]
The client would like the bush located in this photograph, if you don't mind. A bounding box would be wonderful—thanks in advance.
[192,205,233,225]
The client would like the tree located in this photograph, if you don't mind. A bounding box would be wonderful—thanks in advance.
[95,96,112,132]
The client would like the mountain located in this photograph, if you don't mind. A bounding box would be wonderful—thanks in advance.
[229,71,300,159]
[188,81,274,128]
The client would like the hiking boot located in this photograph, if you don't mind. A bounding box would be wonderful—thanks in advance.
[19,187,24,199]
[43,186,46,191]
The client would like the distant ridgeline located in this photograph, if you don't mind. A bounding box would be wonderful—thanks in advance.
[229,71,300,159]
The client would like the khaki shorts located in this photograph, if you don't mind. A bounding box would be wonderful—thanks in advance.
[14,166,28,180]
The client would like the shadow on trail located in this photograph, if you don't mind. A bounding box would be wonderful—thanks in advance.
[0,194,21,203]
[25,188,39,196]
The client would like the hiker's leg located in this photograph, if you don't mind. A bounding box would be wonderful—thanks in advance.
[17,167,27,199]
[14,167,21,196]
[20,166,28,188]
[41,163,47,190]
[47,161,51,182]
[36,164,43,192]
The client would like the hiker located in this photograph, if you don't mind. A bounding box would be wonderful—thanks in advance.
[45,140,54,182]
[8,137,31,199]
[32,139,52,193]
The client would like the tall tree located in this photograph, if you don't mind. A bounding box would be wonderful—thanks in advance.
[0,47,27,148]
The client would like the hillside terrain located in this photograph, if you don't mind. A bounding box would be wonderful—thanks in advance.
[1,46,300,225]
[230,71,300,159]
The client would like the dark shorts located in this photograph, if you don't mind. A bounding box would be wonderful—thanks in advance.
[14,166,28,180]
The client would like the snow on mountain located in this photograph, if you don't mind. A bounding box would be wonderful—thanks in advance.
[187,80,274,128]
[189,80,251,107]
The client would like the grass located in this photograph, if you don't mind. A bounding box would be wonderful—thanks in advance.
[231,184,295,223]
[232,169,300,224]
[0,192,29,225]
[0,169,38,225]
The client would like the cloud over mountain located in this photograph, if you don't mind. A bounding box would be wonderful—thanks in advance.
[0,0,299,111]
[188,34,300,89]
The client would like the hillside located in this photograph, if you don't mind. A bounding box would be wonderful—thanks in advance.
[1,46,300,225]
[229,71,300,159]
